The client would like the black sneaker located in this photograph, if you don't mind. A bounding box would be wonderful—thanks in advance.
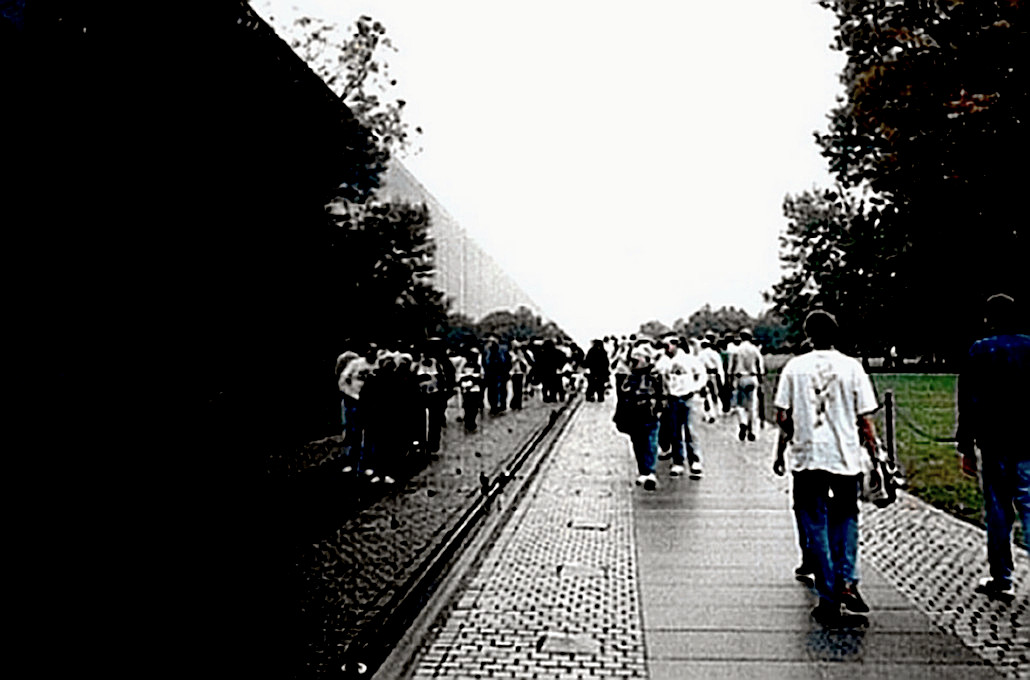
[794,567,815,586]
[975,577,1016,602]
[643,474,658,491]
[811,602,868,629]
[746,426,756,442]
[738,424,747,441]
[839,584,869,613]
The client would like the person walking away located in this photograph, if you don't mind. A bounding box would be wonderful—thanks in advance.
[612,336,633,397]
[416,341,449,457]
[584,339,611,403]
[654,333,707,478]
[720,332,738,414]
[338,343,377,475]
[731,328,765,442]
[699,332,724,424]
[615,343,664,490]
[773,310,878,628]
[956,293,1030,603]
[482,334,511,416]
[458,353,485,433]
[508,340,529,410]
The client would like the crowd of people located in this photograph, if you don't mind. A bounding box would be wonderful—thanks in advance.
[334,298,1028,631]
[609,328,768,490]
[334,334,592,485]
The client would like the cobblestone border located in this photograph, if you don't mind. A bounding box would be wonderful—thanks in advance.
[408,401,648,679]
[738,425,1028,678]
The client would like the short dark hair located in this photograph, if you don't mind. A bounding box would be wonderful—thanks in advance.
[803,310,839,346]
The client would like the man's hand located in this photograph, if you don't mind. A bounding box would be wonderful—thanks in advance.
[773,455,786,477]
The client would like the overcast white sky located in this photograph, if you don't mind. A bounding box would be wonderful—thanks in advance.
[254,0,845,344]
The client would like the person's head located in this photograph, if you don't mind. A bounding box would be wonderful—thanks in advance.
[630,344,652,368]
[663,335,680,357]
[739,328,753,343]
[803,310,839,350]
[984,293,1018,335]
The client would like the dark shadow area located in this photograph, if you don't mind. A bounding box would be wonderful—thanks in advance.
[4,3,383,677]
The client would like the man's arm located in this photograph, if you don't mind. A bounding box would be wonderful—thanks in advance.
[955,367,978,477]
[773,408,792,476]
[857,414,878,456]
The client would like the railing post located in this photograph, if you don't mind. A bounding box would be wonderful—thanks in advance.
[884,389,896,463]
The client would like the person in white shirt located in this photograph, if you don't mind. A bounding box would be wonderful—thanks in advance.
[773,310,879,628]
[338,344,377,475]
[698,332,725,424]
[654,334,707,477]
[730,328,765,442]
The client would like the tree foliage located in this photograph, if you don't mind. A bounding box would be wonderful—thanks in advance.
[286,13,421,158]
[773,0,1027,360]
[439,305,571,350]
[328,200,447,348]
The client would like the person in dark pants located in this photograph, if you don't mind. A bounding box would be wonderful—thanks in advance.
[584,338,611,402]
[957,293,1030,602]
[773,310,879,628]
[419,337,455,456]
[615,343,664,490]
[509,340,529,410]
[482,334,511,416]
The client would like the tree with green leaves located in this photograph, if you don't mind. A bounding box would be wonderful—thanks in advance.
[766,187,903,356]
[284,12,421,158]
[774,0,1026,360]
[328,199,447,347]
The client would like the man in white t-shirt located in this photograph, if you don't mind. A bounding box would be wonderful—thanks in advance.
[730,328,765,441]
[773,310,879,629]
[655,334,707,477]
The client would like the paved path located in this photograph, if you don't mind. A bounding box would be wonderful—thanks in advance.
[405,398,1027,679]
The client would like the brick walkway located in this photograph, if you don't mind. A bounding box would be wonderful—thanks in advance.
[403,399,1027,679]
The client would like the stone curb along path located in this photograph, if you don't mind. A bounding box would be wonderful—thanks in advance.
[408,398,648,679]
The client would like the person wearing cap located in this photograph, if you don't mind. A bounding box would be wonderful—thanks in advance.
[615,342,665,490]
[956,293,1030,603]
[730,327,765,442]
[654,333,707,478]
[773,310,878,628]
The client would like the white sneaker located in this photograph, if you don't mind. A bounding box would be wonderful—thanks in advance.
[669,464,686,476]
[364,468,375,477]
[643,474,658,491]
[383,475,396,485]
[689,462,703,477]
[370,475,382,484]
[635,475,648,486]
[341,465,354,474]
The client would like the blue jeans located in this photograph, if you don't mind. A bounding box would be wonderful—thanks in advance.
[793,470,861,604]
[981,454,1030,587]
[667,396,700,466]
[631,421,659,476]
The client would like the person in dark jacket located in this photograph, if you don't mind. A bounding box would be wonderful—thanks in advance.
[584,339,611,402]
[482,334,511,416]
[957,293,1030,602]
[615,342,664,491]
